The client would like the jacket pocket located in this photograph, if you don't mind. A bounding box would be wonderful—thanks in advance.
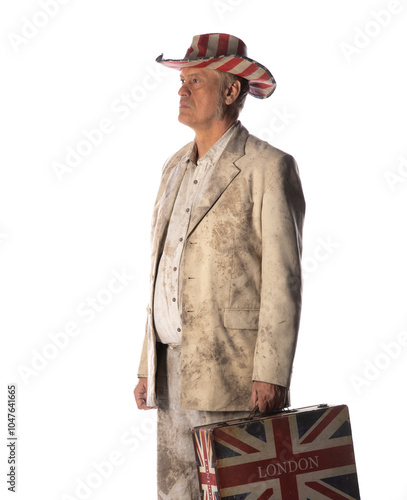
[224,309,259,330]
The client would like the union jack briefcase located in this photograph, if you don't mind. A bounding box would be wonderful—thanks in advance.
[192,404,361,500]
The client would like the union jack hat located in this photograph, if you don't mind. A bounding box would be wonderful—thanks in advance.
[156,33,276,99]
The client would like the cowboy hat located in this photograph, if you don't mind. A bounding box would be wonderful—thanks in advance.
[156,33,276,99]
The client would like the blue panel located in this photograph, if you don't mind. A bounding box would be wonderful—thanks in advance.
[214,440,241,459]
[296,408,327,438]
[244,421,266,442]
[322,473,361,499]
[222,494,250,500]
[329,420,351,439]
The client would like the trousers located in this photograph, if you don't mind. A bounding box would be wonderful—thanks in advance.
[156,344,248,499]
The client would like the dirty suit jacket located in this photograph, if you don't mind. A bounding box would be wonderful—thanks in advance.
[137,122,305,412]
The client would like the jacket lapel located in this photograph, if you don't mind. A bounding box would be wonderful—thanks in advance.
[187,123,249,238]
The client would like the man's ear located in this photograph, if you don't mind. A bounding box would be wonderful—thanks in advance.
[225,80,241,105]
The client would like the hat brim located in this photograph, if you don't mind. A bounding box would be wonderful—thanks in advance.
[156,53,276,99]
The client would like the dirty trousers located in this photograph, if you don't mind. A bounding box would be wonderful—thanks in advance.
[156,344,248,500]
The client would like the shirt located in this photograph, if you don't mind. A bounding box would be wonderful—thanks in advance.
[153,121,239,344]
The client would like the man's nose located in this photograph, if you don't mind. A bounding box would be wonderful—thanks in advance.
[178,83,190,97]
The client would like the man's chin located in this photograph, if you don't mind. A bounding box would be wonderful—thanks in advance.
[178,113,192,127]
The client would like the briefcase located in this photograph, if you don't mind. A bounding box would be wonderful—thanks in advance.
[192,404,360,499]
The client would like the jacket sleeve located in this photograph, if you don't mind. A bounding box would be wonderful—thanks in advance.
[137,318,149,378]
[252,154,305,388]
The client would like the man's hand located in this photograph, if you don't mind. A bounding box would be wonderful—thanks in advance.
[134,377,156,410]
[251,381,287,413]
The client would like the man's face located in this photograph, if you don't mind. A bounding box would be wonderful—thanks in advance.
[178,68,223,131]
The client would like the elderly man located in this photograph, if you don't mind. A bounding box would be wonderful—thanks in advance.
[134,33,305,499]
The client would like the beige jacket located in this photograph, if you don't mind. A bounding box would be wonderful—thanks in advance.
[138,122,305,411]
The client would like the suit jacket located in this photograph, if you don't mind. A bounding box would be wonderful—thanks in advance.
[138,122,305,411]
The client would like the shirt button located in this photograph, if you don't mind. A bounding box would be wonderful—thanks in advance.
[173,267,177,271]
[177,328,181,332]
[172,298,176,302]
[179,237,183,242]
[186,208,190,213]
[194,180,198,184]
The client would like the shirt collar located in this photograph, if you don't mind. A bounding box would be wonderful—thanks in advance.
[184,120,240,167]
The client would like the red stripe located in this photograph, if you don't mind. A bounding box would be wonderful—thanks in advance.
[214,428,259,454]
[199,471,218,487]
[214,58,244,72]
[254,82,273,89]
[305,481,352,500]
[273,417,299,500]
[253,70,271,82]
[217,443,356,489]
[236,66,270,83]
[217,34,230,57]
[301,406,344,444]
[197,34,209,57]
[258,488,274,500]
[237,62,259,78]
[193,57,225,68]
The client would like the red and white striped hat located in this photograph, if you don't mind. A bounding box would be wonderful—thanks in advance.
[156,33,276,99]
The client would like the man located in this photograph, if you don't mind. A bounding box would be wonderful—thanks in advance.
[134,33,305,499]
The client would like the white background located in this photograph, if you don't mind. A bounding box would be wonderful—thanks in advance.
[1,0,407,499]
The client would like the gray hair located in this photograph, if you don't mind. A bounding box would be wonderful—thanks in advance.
[216,71,250,118]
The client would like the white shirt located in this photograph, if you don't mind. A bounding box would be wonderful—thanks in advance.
[153,122,238,344]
